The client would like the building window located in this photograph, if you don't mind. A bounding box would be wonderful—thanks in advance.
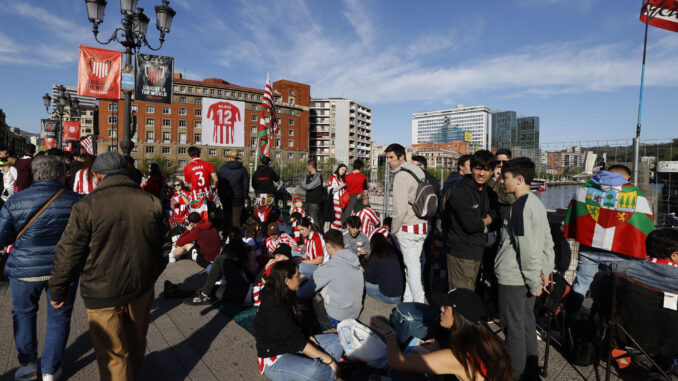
[180,86,185,92]
[146,131,154,142]
[210,89,215,94]
[163,106,171,114]
[162,119,171,127]
[173,85,178,91]
[162,132,171,143]
[146,105,155,113]
[108,116,118,124]
[108,103,118,111]
[179,108,187,116]
[238,93,243,98]
[251,126,257,134]
[179,120,187,127]
[277,118,281,125]
[257,95,261,100]
[132,147,138,153]
[195,121,202,128]
[300,153,306,160]
[224,91,230,97]
[208,148,216,156]
[217,90,222,95]
[275,152,281,159]
[288,139,294,147]
[194,133,201,143]
[289,119,294,126]
[251,114,258,122]
[178,147,187,154]
[289,129,294,136]
[165,160,172,168]
[146,146,154,153]
[178,159,187,168]
[146,118,154,126]
[188,87,193,93]
[251,137,256,147]
[108,145,117,152]
[132,105,138,112]
[288,153,294,159]
[195,109,202,116]
[238,150,244,157]
[195,98,201,105]
[179,97,187,103]
[179,133,187,144]
[108,129,117,138]
[275,139,280,148]
[162,146,171,154]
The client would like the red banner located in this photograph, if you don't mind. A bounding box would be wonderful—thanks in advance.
[640,0,678,32]
[44,138,56,148]
[63,121,81,141]
[77,45,122,99]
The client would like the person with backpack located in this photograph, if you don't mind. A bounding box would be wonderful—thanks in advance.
[385,143,429,303]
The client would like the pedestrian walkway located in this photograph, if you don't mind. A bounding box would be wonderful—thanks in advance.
[0,260,621,380]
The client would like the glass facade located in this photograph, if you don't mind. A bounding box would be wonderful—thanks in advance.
[517,116,539,149]
[491,111,517,149]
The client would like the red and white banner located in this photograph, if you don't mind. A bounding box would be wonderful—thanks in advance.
[641,0,678,32]
[44,138,56,148]
[202,98,244,147]
[77,45,122,99]
[63,121,81,141]
[81,136,95,155]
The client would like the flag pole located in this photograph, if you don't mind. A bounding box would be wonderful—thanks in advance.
[634,4,652,185]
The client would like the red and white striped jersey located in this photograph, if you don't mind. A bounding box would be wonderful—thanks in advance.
[72,168,99,195]
[183,158,216,201]
[304,231,325,261]
[401,223,428,235]
[647,257,678,268]
[328,175,345,193]
[372,226,400,249]
[265,233,297,255]
[257,355,279,374]
[352,207,379,237]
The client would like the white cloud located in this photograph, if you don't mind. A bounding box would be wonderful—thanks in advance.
[0,32,18,53]
[7,3,90,44]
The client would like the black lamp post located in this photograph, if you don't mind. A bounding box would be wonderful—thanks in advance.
[83,0,175,156]
[43,85,81,149]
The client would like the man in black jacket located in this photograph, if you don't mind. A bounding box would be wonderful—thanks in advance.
[445,150,499,291]
[301,159,324,227]
[252,155,279,197]
[218,151,249,232]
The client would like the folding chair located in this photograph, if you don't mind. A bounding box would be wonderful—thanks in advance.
[605,272,678,381]
[535,271,571,377]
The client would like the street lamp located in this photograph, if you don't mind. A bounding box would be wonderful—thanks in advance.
[43,85,81,149]
[83,0,176,156]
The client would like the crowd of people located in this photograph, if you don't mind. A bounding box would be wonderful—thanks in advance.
[0,142,675,381]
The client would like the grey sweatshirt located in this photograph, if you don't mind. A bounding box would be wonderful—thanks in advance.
[313,248,365,321]
[343,230,371,257]
[494,192,555,294]
[390,162,427,233]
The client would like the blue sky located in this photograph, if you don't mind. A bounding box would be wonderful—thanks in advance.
[1,0,677,146]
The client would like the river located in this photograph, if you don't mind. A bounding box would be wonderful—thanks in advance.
[537,185,579,210]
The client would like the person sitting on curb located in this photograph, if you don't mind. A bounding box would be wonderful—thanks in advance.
[363,233,405,304]
[170,212,221,266]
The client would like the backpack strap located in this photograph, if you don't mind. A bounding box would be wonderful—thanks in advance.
[15,189,64,243]
[398,167,423,183]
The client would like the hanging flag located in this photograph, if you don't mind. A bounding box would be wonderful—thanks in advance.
[257,73,278,158]
[80,135,95,155]
[563,181,655,259]
[640,0,678,32]
[41,119,57,138]
[63,121,81,141]
[201,98,245,147]
[135,54,174,103]
[44,137,56,148]
[257,107,272,157]
[77,45,122,99]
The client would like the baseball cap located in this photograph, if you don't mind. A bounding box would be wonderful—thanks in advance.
[267,222,280,236]
[432,288,486,324]
[272,244,292,259]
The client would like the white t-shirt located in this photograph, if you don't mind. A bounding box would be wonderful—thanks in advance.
[3,167,17,195]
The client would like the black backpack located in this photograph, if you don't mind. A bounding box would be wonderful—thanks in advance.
[399,167,438,219]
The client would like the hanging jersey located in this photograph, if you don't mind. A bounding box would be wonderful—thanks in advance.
[184,158,215,201]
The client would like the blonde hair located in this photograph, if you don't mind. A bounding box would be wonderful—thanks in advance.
[1,157,16,173]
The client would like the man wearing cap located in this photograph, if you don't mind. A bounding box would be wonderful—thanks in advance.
[264,222,298,255]
[48,151,167,381]
[218,150,249,233]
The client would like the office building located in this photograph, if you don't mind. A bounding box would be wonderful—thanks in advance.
[491,110,517,149]
[309,98,371,164]
[411,104,492,149]
[516,116,539,149]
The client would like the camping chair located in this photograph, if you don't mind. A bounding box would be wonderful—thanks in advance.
[535,271,572,377]
[605,272,678,381]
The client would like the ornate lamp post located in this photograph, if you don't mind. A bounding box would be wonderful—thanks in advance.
[43,85,81,148]
[83,0,175,156]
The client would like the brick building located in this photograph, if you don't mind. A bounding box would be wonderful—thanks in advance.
[98,73,310,169]
[411,141,469,170]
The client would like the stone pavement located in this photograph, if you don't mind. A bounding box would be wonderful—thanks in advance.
[0,259,624,381]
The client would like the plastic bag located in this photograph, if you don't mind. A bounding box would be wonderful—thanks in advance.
[338,319,388,369]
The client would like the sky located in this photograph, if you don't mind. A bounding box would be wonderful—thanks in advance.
[1,0,678,147]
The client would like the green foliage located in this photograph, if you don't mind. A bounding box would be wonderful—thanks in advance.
[206,156,225,173]
[137,155,178,178]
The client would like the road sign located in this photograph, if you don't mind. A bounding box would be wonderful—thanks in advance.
[657,161,678,173]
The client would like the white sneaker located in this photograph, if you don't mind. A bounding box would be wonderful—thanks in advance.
[14,361,38,381]
[169,254,176,263]
[42,367,62,381]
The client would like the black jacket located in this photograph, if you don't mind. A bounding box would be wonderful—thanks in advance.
[252,165,279,194]
[218,161,249,200]
[424,171,441,200]
[446,175,499,261]
[254,287,308,358]
[302,172,324,204]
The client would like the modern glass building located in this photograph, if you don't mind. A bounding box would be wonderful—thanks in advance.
[411,105,492,149]
[491,110,517,149]
[517,116,539,149]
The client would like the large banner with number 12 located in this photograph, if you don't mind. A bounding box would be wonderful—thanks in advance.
[201,98,244,147]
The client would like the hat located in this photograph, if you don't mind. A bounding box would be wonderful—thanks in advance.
[225,150,239,160]
[92,152,127,175]
[267,222,280,235]
[432,288,486,324]
[272,243,292,259]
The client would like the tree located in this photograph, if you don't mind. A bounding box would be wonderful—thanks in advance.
[137,155,179,178]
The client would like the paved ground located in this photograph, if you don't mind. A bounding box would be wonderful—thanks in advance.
[0,259,627,381]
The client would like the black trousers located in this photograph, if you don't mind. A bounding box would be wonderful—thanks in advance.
[202,255,250,305]
[498,284,540,381]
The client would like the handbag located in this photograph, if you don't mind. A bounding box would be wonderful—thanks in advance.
[339,190,350,210]
[4,189,64,255]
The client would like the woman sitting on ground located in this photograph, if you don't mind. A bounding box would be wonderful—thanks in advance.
[298,217,325,278]
[254,260,343,380]
[370,288,512,381]
[363,233,405,304]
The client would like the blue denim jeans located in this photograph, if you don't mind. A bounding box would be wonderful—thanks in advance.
[572,249,628,297]
[299,262,318,279]
[263,333,343,381]
[9,277,78,374]
[365,282,401,304]
[389,302,440,346]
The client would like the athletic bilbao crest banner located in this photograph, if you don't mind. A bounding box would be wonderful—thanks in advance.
[63,121,81,141]
[77,45,122,99]
[202,98,244,147]
[135,54,173,103]
[641,0,678,32]
[41,119,57,138]
[564,181,655,259]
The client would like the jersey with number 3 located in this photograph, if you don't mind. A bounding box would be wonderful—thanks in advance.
[184,158,215,201]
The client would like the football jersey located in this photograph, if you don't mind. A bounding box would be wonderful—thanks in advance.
[184,157,215,201]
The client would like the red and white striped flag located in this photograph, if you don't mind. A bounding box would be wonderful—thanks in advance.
[80,135,94,155]
[263,74,278,135]
[257,73,278,158]
[641,0,678,32]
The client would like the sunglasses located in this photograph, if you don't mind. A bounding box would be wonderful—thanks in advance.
[174,184,182,187]
[497,160,508,165]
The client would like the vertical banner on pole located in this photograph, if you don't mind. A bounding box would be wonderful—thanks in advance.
[77,45,122,99]
[135,54,174,103]
[63,121,81,141]
[201,98,244,147]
